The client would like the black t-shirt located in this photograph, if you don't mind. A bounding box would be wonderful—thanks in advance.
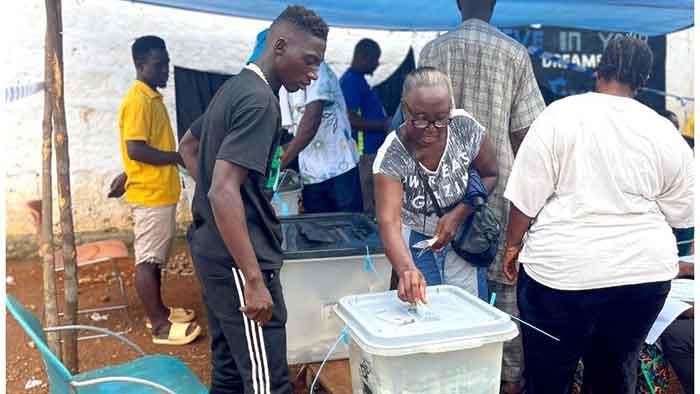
[189,69,283,270]
[189,115,203,139]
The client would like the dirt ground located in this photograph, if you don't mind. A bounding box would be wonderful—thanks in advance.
[5,240,347,394]
[5,240,684,394]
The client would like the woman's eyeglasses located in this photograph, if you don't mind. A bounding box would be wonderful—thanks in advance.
[404,103,451,129]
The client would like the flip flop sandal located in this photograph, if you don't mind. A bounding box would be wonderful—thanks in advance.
[152,321,201,346]
[145,307,196,329]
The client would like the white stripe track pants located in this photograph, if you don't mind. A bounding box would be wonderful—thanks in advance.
[193,253,291,394]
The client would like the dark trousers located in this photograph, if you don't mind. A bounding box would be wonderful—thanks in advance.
[302,166,363,214]
[660,318,694,394]
[358,154,376,217]
[517,268,670,394]
[192,253,291,394]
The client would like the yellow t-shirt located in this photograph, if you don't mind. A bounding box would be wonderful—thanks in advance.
[118,80,181,207]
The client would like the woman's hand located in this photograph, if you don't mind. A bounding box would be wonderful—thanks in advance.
[503,204,532,283]
[432,204,471,250]
[503,244,521,283]
[397,268,428,304]
[678,261,694,279]
[375,174,428,304]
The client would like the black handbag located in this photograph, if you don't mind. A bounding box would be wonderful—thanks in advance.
[416,166,501,267]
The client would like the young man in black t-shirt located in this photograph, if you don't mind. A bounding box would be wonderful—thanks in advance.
[181,6,328,394]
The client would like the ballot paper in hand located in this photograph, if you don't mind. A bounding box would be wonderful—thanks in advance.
[412,237,438,250]
[411,237,440,258]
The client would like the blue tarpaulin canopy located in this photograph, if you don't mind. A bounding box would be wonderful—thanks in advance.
[126,0,694,36]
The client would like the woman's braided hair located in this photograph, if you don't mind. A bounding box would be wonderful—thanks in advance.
[597,35,654,91]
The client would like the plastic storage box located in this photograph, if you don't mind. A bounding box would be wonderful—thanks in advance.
[335,285,519,394]
[280,213,391,364]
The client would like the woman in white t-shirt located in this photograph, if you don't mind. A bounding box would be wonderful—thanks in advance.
[373,67,498,303]
[502,36,694,394]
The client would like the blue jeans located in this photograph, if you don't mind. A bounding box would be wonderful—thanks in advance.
[409,230,447,286]
[477,266,488,301]
[408,230,488,301]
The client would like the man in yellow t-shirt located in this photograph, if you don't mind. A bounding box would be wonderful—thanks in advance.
[118,35,199,345]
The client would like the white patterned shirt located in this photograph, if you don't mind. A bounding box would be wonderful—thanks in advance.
[280,63,359,185]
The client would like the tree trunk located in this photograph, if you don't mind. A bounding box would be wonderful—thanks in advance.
[41,17,61,359]
[45,0,79,373]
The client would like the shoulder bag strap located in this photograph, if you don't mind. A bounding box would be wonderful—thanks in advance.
[413,156,444,218]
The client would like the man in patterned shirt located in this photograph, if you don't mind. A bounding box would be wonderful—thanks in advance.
[279,62,362,213]
[418,1,545,392]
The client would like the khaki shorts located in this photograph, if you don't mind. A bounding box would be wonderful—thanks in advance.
[131,204,177,268]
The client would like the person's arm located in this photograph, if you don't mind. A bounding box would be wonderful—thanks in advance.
[179,116,204,180]
[347,111,389,133]
[208,95,279,324]
[209,160,273,325]
[121,99,183,167]
[678,261,694,279]
[280,101,324,169]
[342,73,389,134]
[472,133,499,194]
[503,204,533,281]
[509,52,545,158]
[510,127,529,157]
[432,126,498,250]
[432,203,471,251]
[375,174,427,304]
[432,130,499,250]
[126,140,183,166]
[502,109,558,282]
[656,135,695,229]
[179,129,199,181]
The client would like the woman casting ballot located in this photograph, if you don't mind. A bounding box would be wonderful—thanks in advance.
[373,67,498,304]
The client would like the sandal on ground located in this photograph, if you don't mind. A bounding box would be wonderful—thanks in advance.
[152,321,201,346]
[145,307,196,329]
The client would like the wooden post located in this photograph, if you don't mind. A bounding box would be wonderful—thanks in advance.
[41,18,61,359]
[45,0,79,373]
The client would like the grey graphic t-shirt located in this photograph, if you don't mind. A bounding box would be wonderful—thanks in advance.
[372,109,485,235]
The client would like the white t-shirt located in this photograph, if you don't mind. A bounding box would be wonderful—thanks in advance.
[279,63,359,185]
[505,92,694,291]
